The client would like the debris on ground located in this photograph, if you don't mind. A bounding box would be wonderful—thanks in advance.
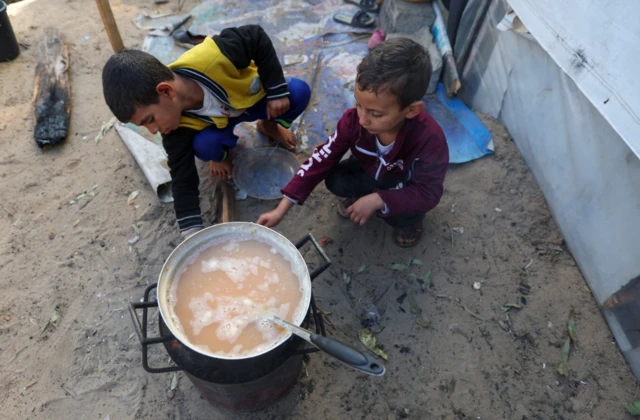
[357,264,367,274]
[391,263,409,271]
[557,337,571,377]
[501,303,522,311]
[75,184,98,201]
[42,303,65,334]
[128,235,140,245]
[436,294,485,321]
[358,329,389,361]
[416,316,431,328]
[4,314,11,322]
[319,237,332,247]
[420,271,431,291]
[73,220,80,228]
[452,227,464,234]
[95,117,117,143]
[127,190,140,205]
[473,281,482,290]
[24,381,37,390]
[625,400,640,416]
[408,293,421,314]
[568,309,578,347]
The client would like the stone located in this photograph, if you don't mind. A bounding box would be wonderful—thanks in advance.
[388,27,443,94]
[380,0,435,35]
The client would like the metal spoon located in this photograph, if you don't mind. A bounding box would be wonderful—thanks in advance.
[270,315,385,376]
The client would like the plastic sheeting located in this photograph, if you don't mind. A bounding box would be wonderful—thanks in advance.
[508,0,640,160]
[459,0,640,380]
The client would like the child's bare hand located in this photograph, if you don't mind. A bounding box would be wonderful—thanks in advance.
[209,161,233,180]
[346,193,385,226]
[257,208,285,228]
[266,97,290,119]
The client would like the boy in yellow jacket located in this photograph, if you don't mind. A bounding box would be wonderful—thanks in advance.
[102,25,310,237]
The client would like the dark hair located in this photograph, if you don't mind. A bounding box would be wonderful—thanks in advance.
[356,38,431,108]
[102,50,175,122]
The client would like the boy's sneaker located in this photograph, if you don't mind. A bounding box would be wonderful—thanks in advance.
[336,197,357,218]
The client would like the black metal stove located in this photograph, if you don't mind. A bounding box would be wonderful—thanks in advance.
[129,234,331,411]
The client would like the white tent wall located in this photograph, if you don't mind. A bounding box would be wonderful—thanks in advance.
[458,0,640,379]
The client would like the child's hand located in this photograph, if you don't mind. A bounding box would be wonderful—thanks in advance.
[257,208,286,228]
[209,161,233,180]
[346,193,385,226]
[266,97,291,119]
[257,198,294,228]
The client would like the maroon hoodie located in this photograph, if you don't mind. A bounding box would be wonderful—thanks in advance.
[283,108,449,217]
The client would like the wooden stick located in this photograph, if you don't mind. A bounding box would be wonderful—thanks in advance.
[33,28,71,148]
[220,182,236,223]
[95,0,124,53]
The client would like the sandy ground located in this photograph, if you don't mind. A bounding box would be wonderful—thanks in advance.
[1,0,639,419]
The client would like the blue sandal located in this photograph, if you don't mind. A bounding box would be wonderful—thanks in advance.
[345,0,379,13]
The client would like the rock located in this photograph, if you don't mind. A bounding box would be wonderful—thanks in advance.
[380,0,435,35]
[387,27,443,94]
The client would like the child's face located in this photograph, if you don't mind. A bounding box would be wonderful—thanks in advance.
[354,84,421,138]
[129,84,182,135]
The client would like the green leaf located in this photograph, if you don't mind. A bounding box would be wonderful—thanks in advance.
[170,373,178,391]
[501,303,523,311]
[416,316,431,328]
[420,271,432,291]
[391,264,409,271]
[568,309,578,347]
[358,329,389,361]
[410,259,423,266]
[127,190,140,201]
[625,401,640,416]
[557,337,571,377]
[357,264,367,274]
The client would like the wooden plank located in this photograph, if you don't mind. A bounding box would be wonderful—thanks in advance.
[95,0,124,53]
[33,28,70,148]
[220,182,236,223]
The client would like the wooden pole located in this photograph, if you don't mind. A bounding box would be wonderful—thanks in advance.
[220,182,236,223]
[95,0,124,53]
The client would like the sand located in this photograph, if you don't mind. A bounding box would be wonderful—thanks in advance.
[0,0,638,419]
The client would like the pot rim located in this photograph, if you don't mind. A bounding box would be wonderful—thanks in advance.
[156,222,311,360]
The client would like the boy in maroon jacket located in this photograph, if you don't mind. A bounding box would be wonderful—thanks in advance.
[257,38,449,247]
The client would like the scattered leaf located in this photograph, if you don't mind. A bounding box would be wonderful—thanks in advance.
[42,304,65,334]
[95,117,117,143]
[416,316,431,328]
[452,227,464,234]
[567,309,578,347]
[127,190,140,205]
[358,329,389,361]
[408,294,421,315]
[625,401,640,416]
[342,271,351,285]
[418,271,431,292]
[357,264,367,274]
[462,305,485,321]
[170,372,178,391]
[73,220,80,228]
[128,235,140,245]
[498,320,509,331]
[501,303,523,311]
[4,315,10,322]
[76,184,98,200]
[473,281,482,290]
[557,337,571,377]
[436,294,485,321]
[391,263,409,271]
[495,208,503,213]
[410,259,423,266]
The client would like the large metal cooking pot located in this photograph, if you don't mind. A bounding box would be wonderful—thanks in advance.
[129,223,331,384]
[157,222,312,359]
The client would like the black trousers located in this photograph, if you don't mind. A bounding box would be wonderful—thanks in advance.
[324,158,424,228]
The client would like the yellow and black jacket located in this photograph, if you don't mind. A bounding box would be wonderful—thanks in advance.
[162,25,289,232]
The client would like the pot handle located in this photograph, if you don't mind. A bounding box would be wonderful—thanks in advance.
[129,284,182,373]
[294,233,331,281]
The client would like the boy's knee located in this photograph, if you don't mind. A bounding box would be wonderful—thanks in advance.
[287,78,311,107]
[324,171,342,196]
